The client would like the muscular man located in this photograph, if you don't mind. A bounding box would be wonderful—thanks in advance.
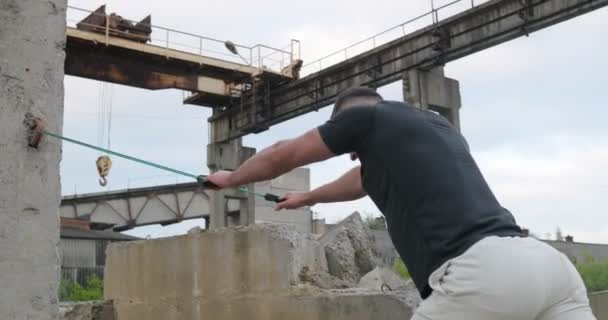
[207,87,595,320]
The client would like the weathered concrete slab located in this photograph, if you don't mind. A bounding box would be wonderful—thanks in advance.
[105,224,327,300]
[105,224,414,319]
[589,291,608,320]
[111,289,411,320]
[0,0,66,319]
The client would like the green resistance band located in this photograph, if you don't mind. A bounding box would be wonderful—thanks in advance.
[43,131,284,203]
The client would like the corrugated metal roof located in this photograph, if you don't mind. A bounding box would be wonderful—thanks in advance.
[60,226,140,241]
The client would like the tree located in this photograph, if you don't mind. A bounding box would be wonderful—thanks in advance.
[59,275,104,301]
[576,257,608,293]
[362,212,386,230]
[393,258,411,280]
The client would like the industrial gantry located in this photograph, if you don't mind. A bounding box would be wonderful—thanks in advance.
[63,0,608,230]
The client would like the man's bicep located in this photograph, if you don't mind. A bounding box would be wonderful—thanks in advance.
[288,129,336,167]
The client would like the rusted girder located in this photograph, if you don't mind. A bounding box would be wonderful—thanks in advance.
[207,0,608,142]
[66,48,229,90]
[65,26,295,108]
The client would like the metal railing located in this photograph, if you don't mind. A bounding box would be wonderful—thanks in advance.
[61,266,104,287]
[66,5,298,74]
[300,0,490,76]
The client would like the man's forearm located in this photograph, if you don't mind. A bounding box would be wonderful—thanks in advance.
[226,129,334,187]
[306,166,366,205]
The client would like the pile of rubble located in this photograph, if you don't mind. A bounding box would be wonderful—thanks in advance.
[61,212,420,320]
[301,212,421,310]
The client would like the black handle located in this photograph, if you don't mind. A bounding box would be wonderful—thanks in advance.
[196,175,218,189]
[264,193,285,203]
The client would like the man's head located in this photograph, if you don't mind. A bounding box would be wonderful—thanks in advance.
[331,87,383,119]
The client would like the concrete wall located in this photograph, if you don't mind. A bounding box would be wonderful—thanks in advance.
[0,1,66,319]
[371,229,608,266]
[105,225,413,320]
[255,167,312,232]
[590,291,608,320]
[544,240,608,264]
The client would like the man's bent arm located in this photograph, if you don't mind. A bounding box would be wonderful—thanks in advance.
[308,166,366,204]
[275,166,366,210]
[222,129,335,187]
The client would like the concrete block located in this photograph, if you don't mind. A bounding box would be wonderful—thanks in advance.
[0,0,66,319]
[105,224,415,319]
[104,224,327,302]
[110,289,412,320]
[589,291,608,320]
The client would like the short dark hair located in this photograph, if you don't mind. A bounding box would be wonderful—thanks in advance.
[332,87,383,118]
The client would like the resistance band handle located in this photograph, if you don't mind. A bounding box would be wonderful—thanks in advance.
[196,175,219,189]
[264,193,285,203]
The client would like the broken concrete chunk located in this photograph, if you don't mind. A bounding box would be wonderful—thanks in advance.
[320,212,378,285]
[104,223,416,320]
[60,301,114,320]
[358,267,422,310]
[187,226,203,234]
[299,265,351,289]
[358,266,410,290]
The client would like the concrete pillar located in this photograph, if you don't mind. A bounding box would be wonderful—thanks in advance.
[402,67,462,130]
[0,0,66,319]
[206,135,256,229]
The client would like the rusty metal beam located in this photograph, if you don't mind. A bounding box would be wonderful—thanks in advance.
[65,49,198,90]
[64,27,293,106]
[207,0,608,142]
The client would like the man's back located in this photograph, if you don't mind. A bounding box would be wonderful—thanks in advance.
[318,100,524,297]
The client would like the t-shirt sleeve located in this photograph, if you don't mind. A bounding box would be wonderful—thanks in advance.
[317,106,375,155]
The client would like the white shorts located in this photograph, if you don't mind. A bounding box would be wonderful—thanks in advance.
[412,236,596,320]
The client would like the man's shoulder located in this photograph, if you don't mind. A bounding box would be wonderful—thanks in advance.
[374,100,418,114]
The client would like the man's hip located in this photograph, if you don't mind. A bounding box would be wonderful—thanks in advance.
[412,236,596,320]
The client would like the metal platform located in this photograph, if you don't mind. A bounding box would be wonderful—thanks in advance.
[65,6,302,108]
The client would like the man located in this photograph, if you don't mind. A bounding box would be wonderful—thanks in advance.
[207,87,595,319]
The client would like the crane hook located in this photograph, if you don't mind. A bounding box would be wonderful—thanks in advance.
[96,155,112,187]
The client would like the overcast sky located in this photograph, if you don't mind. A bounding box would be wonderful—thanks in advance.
[61,0,608,242]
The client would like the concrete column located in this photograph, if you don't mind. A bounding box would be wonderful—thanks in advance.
[0,0,66,319]
[402,67,462,130]
[206,134,256,229]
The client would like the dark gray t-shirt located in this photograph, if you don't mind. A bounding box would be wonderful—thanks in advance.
[318,101,524,298]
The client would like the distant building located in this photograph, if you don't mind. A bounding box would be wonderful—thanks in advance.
[253,168,316,233]
[366,226,608,266]
[544,237,608,264]
[60,218,139,286]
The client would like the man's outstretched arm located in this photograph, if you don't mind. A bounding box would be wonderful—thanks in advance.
[206,128,334,188]
[276,166,366,210]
